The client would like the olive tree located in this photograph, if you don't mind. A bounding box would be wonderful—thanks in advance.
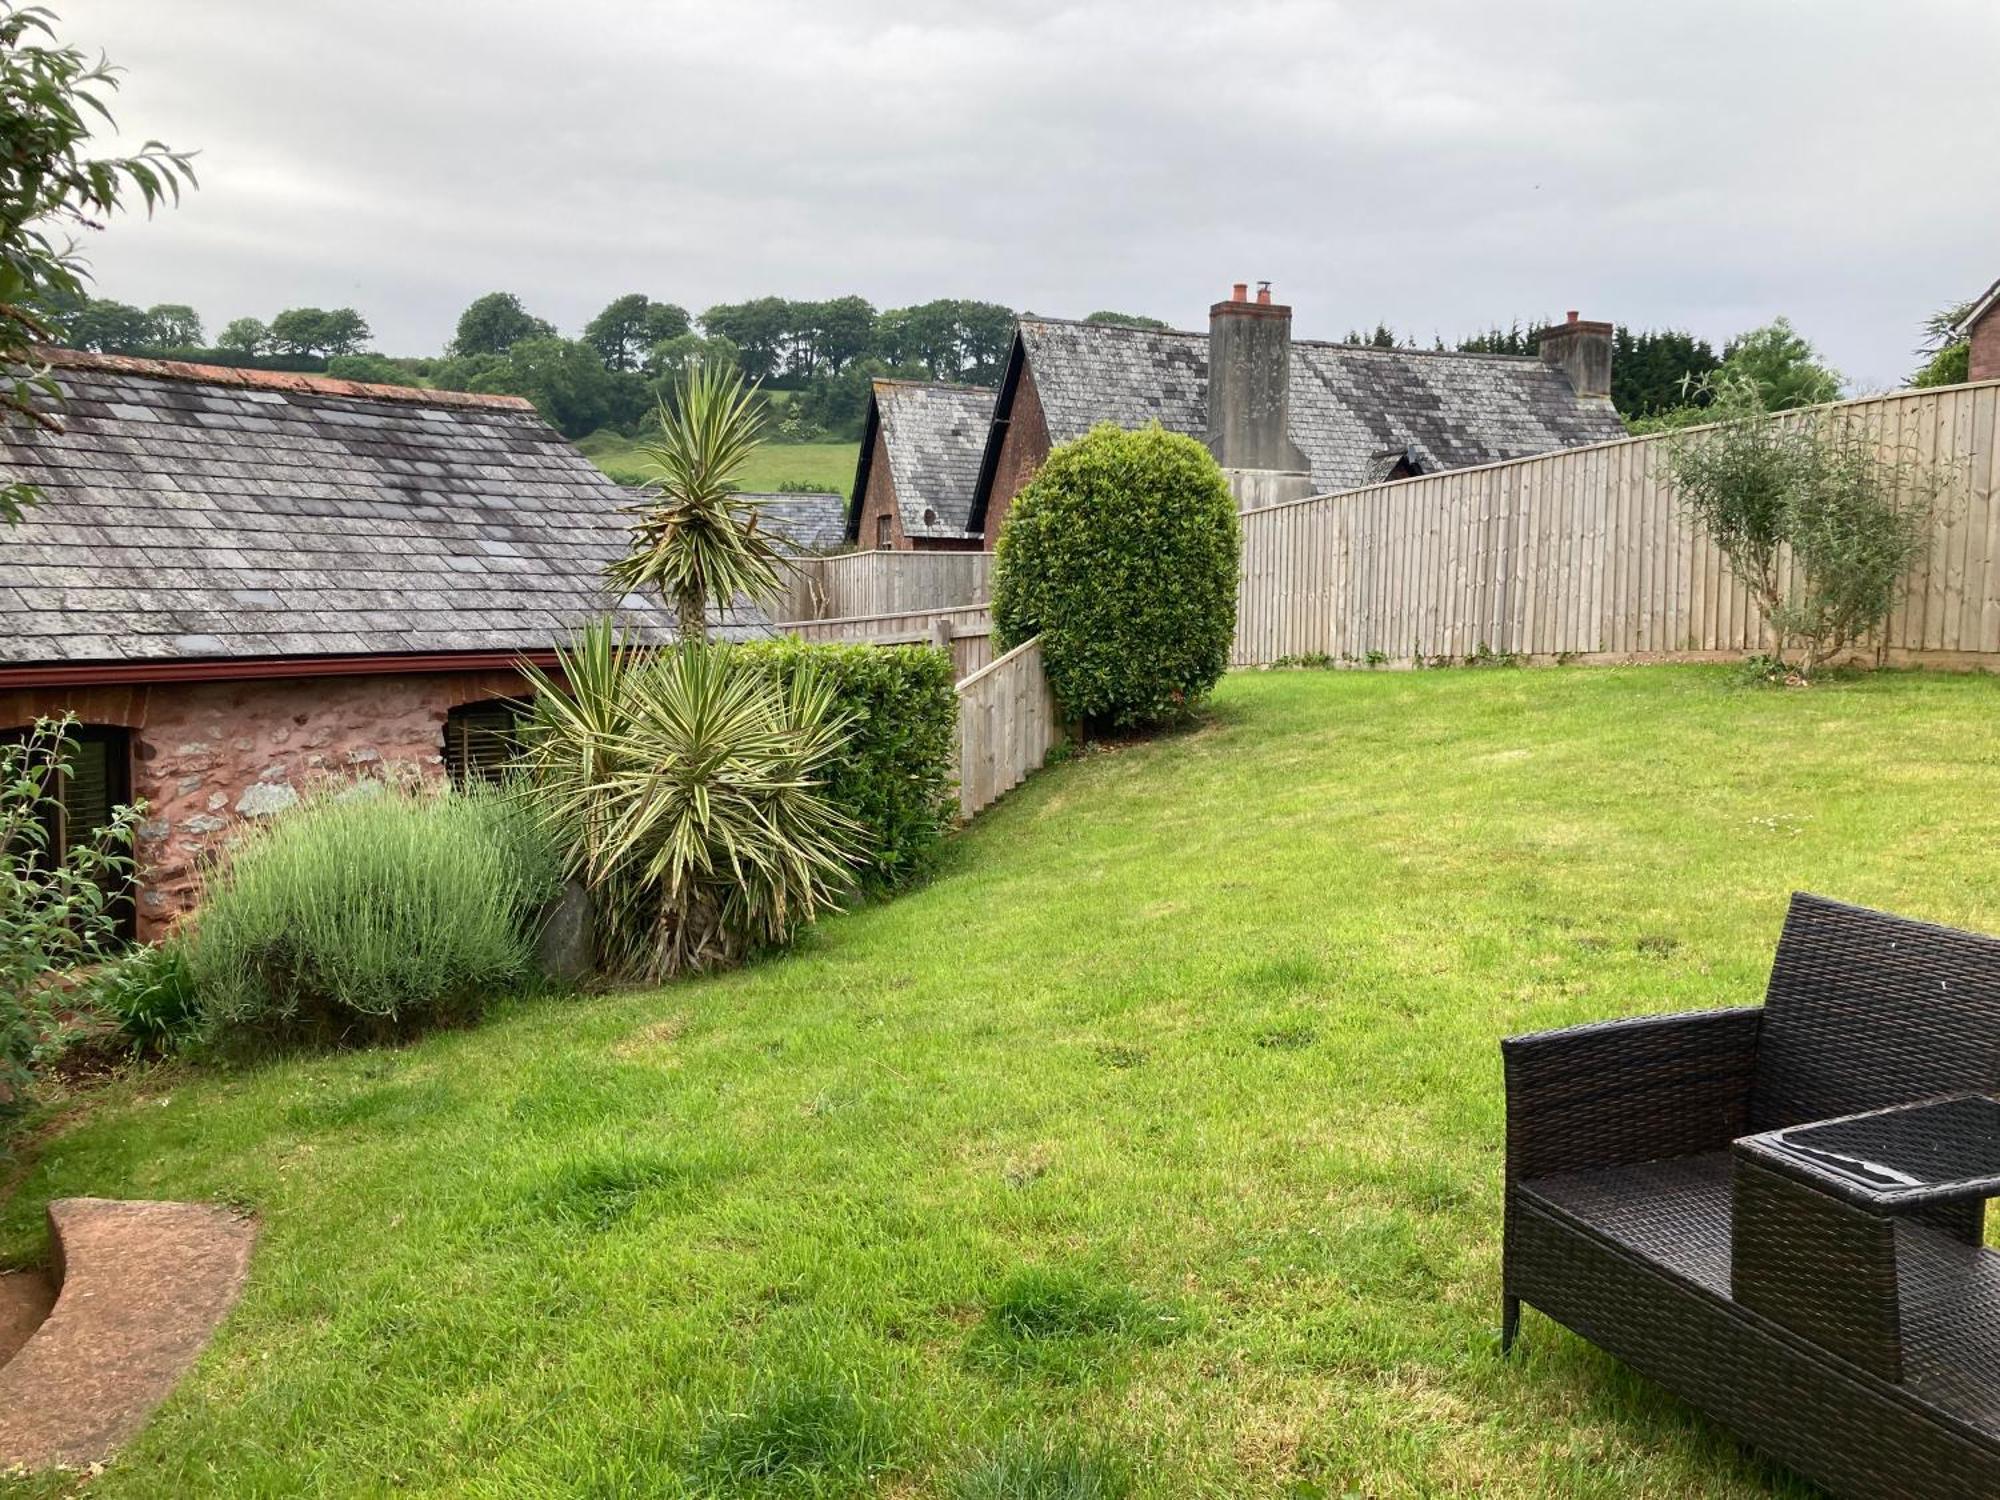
[1665,380,1945,680]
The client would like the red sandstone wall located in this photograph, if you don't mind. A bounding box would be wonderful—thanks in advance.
[982,362,1051,549]
[853,427,907,550]
[0,669,529,940]
[1972,306,2000,385]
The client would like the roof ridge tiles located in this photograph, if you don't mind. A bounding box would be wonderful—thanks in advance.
[33,346,537,413]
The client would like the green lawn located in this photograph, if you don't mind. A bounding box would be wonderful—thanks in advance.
[579,431,860,495]
[9,666,2000,1497]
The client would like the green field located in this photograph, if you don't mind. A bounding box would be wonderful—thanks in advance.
[10,666,2000,1496]
[578,430,860,496]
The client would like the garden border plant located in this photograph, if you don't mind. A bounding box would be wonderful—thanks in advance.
[1,714,143,1135]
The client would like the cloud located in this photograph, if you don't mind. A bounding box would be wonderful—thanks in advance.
[65,0,2000,389]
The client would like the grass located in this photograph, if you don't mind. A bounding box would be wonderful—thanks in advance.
[8,664,2000,1496]
[577,429,860,495]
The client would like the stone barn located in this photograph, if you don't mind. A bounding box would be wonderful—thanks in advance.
[0,350,764,938]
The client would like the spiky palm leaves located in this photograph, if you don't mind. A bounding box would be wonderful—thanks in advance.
[517,622,859,979]
[607,358,792,643]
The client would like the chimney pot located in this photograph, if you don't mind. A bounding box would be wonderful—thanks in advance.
[1567,310,1579,324]
[1231,282,1248,303]
[1256,282,1272,305]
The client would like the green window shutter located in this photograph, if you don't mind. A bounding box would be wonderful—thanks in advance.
[60,734,113,855]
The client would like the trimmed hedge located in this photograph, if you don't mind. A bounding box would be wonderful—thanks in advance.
[733,638,958,892]
[993,422,1241,729]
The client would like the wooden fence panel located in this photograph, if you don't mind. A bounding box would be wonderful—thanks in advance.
[772,604,993,680]
[781,550,994,621]
[954,636,1063,819]
[1232,380,2000,669]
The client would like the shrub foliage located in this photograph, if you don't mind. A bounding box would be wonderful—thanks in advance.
[1,715,143,1128]
[734,638,958,891]
[187,784,559,1047]
[993,423,1240,728]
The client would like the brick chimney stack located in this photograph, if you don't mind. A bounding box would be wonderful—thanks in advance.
[1207,281,1311,476]
[1537,309,1614,400]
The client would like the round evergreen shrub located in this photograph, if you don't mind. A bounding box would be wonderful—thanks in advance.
[992,423,1241,729]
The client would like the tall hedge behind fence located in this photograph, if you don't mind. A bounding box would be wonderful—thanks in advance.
[731,639,959,891]
[1233,380,2000,668]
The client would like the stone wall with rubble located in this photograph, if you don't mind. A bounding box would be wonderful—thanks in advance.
[0,668,530,940]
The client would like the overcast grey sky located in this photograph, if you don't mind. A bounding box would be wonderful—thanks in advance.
[63,1,2000,390]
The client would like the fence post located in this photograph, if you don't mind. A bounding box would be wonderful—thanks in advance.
[930,617,954,652]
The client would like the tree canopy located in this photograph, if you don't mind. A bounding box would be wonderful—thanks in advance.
[451,291,554,357]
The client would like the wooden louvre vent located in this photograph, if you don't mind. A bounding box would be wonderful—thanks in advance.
[442,700,526,788]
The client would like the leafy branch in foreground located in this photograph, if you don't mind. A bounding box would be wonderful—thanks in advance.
[607,357,793,642]
[0,2,196,522]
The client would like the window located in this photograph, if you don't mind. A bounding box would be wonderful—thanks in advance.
[3,722,135,941]
[875,514,892,550]
[443,699,528,788]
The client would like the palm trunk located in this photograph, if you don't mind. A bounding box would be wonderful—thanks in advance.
[675,588,707,647]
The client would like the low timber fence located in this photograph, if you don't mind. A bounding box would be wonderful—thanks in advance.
[953,636,1063,819]
[773,603,1061,817]
[1232,380,2000,669]
[775,604,995,680]
[781,549,993,622]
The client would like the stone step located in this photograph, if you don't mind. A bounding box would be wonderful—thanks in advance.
[0,1198,258,1471]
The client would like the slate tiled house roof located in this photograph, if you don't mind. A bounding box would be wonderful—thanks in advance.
[969,317,1627,528]
[0,350,765,669]
[848,379,995,543]
[618,486,849,557]
[750,492,848,554]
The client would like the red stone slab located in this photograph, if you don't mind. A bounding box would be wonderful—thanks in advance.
[0,1269,56,1367]
[0,1199,257,1470]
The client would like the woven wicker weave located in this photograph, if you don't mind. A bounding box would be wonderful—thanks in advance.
[1503,893,2000,1499]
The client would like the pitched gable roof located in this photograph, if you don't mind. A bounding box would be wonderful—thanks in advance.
[969,317,1627,529]
[847,379,994,542]
[0,350,764,668]
[750,491,848,554]
[1953,275,2000,338]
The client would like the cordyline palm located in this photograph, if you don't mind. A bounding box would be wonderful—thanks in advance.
[607,358,791,643]
[514,620,859,979]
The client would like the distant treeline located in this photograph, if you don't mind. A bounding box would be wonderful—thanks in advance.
[39,290,1038,443]
[42,288,1871,442]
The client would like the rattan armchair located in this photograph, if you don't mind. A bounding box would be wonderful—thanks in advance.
[1502,893,2000,1499]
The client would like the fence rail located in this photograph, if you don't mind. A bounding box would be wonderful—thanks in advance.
[773,604,994,680]
[781,550,993,621]
[1232,380,2000,669]
[955,635,1063,818]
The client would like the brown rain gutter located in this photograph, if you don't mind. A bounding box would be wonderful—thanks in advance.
[0,650,563,691]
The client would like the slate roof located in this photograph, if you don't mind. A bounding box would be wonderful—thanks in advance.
[617,488,848,557]
[848,379,994,542]
[970,317,1628,526]
[750,491,848,554]
[0,350,766,668]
